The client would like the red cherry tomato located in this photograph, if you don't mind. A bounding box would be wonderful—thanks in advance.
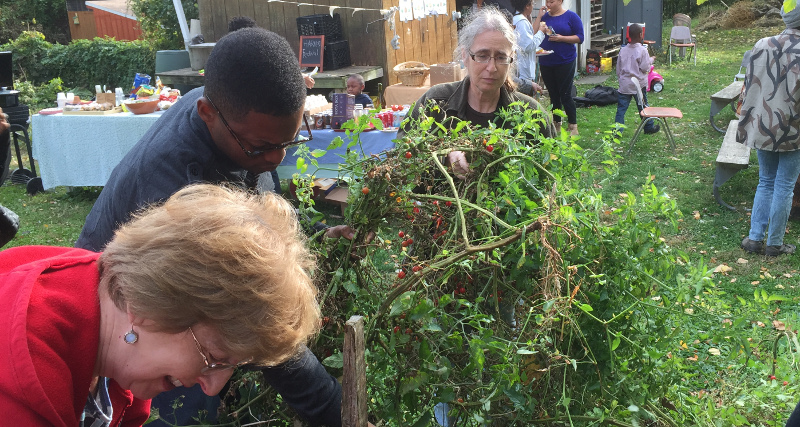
[405,151,412,159]
[398,271,406,279]
[487,145,494,152]
[399,231,405,238]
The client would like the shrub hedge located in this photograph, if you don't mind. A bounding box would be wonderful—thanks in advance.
[1,31,157,92]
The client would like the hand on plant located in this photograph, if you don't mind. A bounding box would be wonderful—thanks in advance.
[325,224,356,240]
[325,225,376,243]
[447,150,470,179]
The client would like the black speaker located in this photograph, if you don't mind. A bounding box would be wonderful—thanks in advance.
[0,52,12,89]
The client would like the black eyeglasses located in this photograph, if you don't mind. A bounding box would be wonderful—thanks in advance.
[204,94,313,157]
[468,51,514,65]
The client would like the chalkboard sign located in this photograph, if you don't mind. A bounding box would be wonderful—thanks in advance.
[299,35,325,71]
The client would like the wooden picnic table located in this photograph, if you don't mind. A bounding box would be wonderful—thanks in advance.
[710,80,743,133]
[157,65,384,91]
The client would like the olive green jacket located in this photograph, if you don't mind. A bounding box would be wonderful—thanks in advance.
[397,78,555,139]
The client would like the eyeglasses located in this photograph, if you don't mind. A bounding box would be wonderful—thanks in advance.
[189,327,252,374]
[468,51,514,65]
[204,94,313,157]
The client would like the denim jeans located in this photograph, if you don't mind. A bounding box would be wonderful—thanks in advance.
[615,90,655,132]
[748,149,800,246]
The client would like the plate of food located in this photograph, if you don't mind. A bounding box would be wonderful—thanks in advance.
[535,49,554,56]
[39,108,63,115]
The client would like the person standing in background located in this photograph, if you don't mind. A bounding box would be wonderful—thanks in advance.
[738,0,800,258]
[613,23,659,137]
[511,0,546,96]
[538,0,583,136]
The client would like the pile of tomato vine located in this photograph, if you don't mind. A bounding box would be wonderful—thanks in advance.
[213,105,738,426]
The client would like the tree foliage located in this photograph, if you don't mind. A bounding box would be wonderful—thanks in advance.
[128,0,198,50]
[0,0,70,44]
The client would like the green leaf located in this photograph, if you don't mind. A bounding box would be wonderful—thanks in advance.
[579,303,594,312]
[516,348,536,355]
[767,294,790,302]
[327,136,344,150]
[435,388,456,403]
[343,279,358,294]
[784,0,796,13]
[411,412,432,427]
[322,352,343,369]
[611,335,621,351]
[400,372,430,395]
[310,149,326,158]
[504,387,527,409]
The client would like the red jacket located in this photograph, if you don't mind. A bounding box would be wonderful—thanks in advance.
[0,246,150,426]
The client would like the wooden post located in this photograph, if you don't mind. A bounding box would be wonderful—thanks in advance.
[342,315,367,427]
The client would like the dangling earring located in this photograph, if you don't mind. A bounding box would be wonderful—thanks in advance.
[123,325,139,344]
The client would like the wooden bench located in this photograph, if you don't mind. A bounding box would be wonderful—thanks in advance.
[710,81,743,133]
[713,119,751,210]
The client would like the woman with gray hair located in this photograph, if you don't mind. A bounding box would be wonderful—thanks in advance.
[738,0,800,258]
[399,6,553,176]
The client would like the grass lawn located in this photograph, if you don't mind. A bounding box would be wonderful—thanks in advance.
[569,23,798,301]
[1,20,798,424]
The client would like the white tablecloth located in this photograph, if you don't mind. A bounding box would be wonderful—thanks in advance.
[31,111,164,189]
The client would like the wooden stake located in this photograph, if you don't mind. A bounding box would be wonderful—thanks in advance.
[342,315,367,427]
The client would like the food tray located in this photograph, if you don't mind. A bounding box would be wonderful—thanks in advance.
[62,107,123,115]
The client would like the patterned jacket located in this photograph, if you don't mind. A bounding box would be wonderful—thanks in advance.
[737,28,800,152]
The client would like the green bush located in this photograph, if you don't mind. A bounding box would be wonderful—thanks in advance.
[1,31,157,92]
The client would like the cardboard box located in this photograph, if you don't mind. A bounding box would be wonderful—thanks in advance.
[430,62,462,86]
[288,177,339,200]
[96,93,116,106]
[324,186,349,215]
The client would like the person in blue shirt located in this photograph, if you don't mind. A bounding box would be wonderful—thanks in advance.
[539,0,584,136]
[346,74,373,107]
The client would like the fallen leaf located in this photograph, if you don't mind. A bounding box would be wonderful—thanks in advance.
[765,272,774,279]
[751,281,760,285]
[685,308,694,315]
[757,321,766,327]
[773,320,786,331]
[776,284,785,289]
[784,273,794,278]
[713,264,732,273]
[687,354,699,362]
[736,258,748,264]
[708,348,721,356]
[693,211,701,220]
[730,278,737,283]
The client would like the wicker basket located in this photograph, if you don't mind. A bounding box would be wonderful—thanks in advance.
[393,61,430,86]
